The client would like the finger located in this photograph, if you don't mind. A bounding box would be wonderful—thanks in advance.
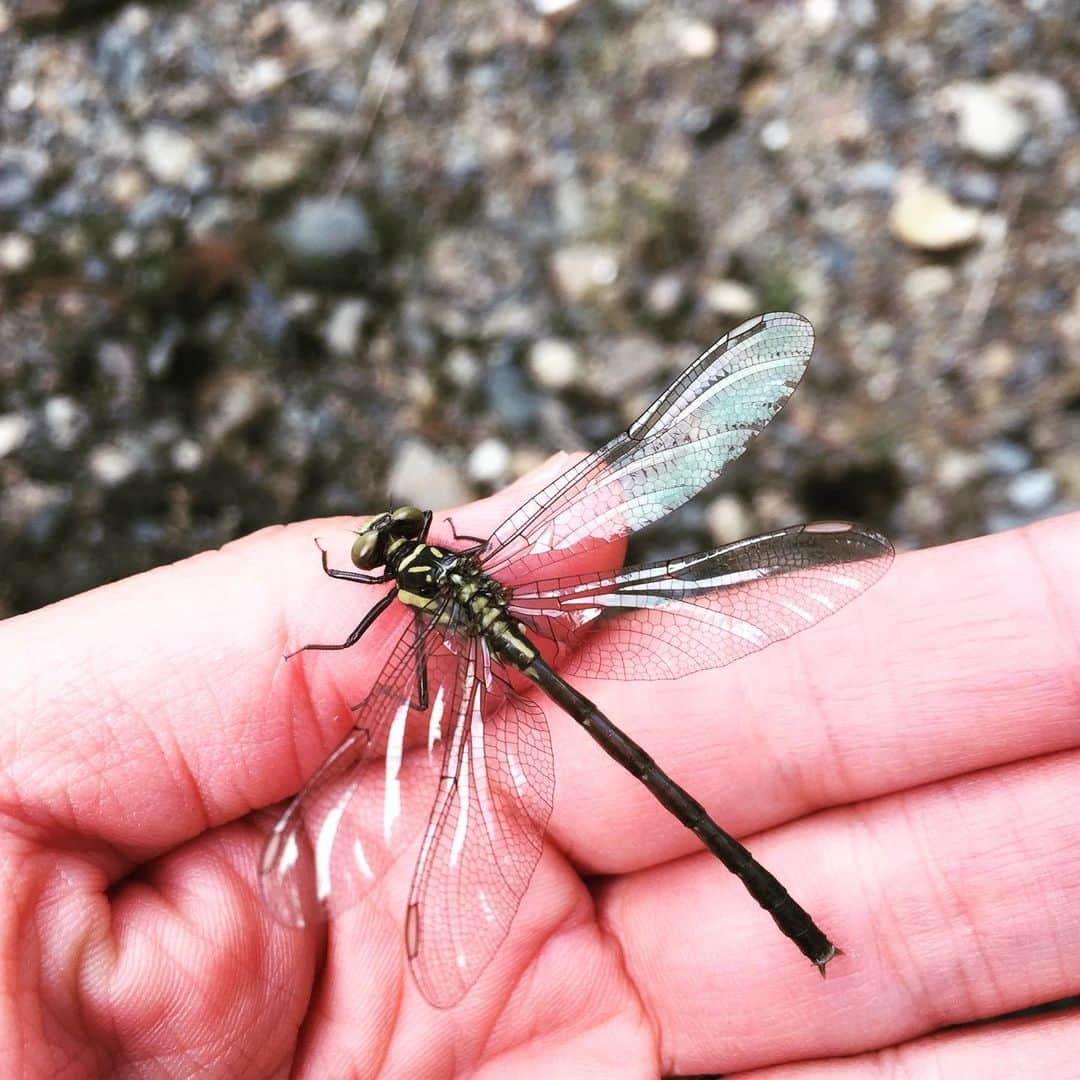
[599,746,1080,1075]
[545,512,1080,871]
[732,1008,1080,1079]
[0,454,621,865]
[17,819,314,1073]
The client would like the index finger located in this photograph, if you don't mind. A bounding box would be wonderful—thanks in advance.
[0,457,594,865]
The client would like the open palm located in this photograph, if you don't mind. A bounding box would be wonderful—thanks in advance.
[3,466,1078,1077]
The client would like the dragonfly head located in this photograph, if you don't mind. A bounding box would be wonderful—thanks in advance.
[351,506,426,569]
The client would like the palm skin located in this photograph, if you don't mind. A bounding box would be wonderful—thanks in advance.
[2,463,1078,1078]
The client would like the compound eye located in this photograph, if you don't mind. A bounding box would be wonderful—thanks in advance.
[351,529,385,569]
[390,506,425,536]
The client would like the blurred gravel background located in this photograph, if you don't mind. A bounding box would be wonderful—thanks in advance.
[0,0,1076,616]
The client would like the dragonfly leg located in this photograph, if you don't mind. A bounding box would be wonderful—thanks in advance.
[285,589,396,659]
[526,657,839,974]
[314,539,394,583]
[412,615,429,710]
[444,515,487,552]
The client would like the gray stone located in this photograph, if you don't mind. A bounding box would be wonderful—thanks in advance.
[276,198,378,265]
[388,440,470,510]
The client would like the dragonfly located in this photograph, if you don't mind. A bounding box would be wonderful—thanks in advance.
[260,311,893,1008]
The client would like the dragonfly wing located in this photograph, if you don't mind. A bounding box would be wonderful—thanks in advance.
[406,638,554,1008]
[260,603,460,927]
[480,312,814,583]
[509,522,893,681]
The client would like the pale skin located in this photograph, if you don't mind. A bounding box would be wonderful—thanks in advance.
[1,456,1078,1077]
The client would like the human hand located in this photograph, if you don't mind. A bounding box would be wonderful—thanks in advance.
[2,465,1077,1077]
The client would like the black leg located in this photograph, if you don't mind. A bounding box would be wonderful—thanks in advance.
[314,539,393,584]
[412,615,429,710]
[285,589,396,659]
[444,516,487,553]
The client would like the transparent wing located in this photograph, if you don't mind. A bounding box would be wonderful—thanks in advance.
[481,312,813,584]
[260,602,462,927]
[405,637,555,1008]
[509,522,893,681]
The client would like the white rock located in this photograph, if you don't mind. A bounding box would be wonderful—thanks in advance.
[467,438,511,485]
[550,244,618,302]
[903,265,954,304]
[889,177,980,251]
[703,279,759,319]
[140,126,205,187]
[941,83,1028,162]
[529,338,581,391]
[760,118,792,152]
[671,18,718,59]
[0,413,31,457]
[706,494,753,544]
[530,0,585,16]
[171,438,204,472]
[43,396,85,450]
[388,440,470,510]
[89,443,139,486]
[1008,469,1057,513]
[323,299,369,357]
[0,233,32,272]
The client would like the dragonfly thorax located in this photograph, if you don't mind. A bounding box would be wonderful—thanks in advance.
[389,541,537,666]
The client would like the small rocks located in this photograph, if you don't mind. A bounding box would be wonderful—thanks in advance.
[0,160,37,211]
[43,396,87,450]
[702,280,759,320]
[388,440,470,510]
[0,414,31,457]
[549,244,619,303]
[529,338,582,391]
[276,197,378,269]
[1007,469,1057,513]
[941,82,1029,163]
[889,177,981,251]
[89,442,141,487]
[139,126,207,188]
[467,437,511,486]
[706,494,753,544]
[0,234,33,273]
[322,299,369,358]
[671,18,718,59]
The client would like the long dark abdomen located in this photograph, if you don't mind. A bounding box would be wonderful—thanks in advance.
[524,656,837,973]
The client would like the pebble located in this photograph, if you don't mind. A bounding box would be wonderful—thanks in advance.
[139,126,206,187]
[985,440,1032,476]
[702,279,758,320]
[0,234,33,273]
[671,18,718,59]
[89,443,140,487]
[1007,469,1057,513]
[43,396,87,450]
[0,161,36,211]
[941,82,1029,162]
[549,244,619,303]
[171,438,204,472]
[528,338,582,391]
[646,274,685,319]
[322,299,369,357]
[705,494,753,544]
[903,265,954,304]
[847,160,899,194]
[529,0,585,17]
[760,118,792,152]
[889,177,981,251]
[276,197,378,265]
[240,142,313,192]
[388,440,470,510]
[467,438,511,486]
[0,414,31,457]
